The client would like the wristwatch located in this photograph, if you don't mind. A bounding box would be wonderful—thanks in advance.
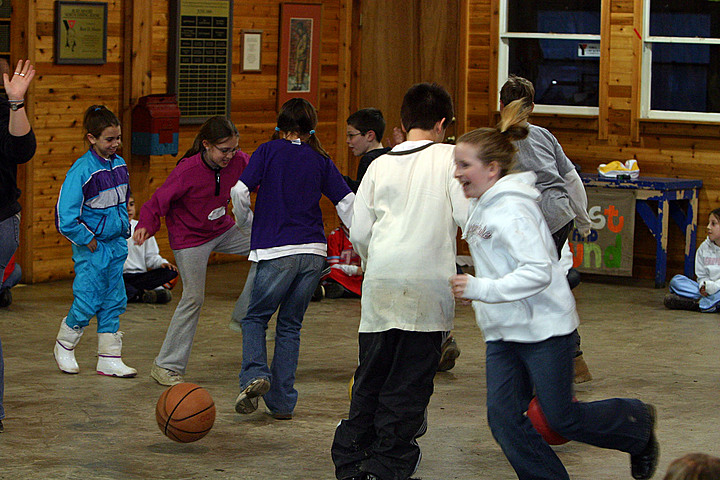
[9,101,24,111]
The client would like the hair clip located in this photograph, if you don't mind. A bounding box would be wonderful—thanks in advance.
[94,107,102,111]
[275,126,280,131]
[309,130,315,135]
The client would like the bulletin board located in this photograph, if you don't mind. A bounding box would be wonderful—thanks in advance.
[168,0,233,124]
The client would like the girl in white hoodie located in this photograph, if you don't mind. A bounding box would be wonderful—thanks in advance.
[449,101,658,480]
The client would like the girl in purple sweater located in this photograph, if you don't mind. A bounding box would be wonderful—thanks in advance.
[134,116,252,386]
[231,98,354,419]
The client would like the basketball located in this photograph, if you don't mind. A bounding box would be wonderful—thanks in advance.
[526,396,569,446]
[156,383,216,443]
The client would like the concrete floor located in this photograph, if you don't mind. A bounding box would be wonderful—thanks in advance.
[0,260,718,479]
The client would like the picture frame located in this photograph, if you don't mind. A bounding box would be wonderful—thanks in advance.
[277,3,322,109]
[241,29,263,73]
[54,1,108,65]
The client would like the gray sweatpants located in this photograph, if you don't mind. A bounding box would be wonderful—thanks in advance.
[155,225,250,374]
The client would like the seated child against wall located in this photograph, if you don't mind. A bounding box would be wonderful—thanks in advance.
[664,208,720,313]
[123,195,178,304]
[319,221,362,299]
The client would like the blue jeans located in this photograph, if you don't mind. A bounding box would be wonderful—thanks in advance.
[238,254,325,414]
[486,334,652,480]
[0,213,20,421]
[669,274,720,312]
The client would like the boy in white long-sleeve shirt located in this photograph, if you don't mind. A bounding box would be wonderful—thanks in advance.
[331,83,469,480]
[123,195,177,304]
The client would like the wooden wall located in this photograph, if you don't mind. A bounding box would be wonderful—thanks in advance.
[16,0,351,282]
[465,0,720,280]
[12,0,720,283]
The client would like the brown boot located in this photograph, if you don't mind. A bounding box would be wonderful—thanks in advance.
[574,354,592,383]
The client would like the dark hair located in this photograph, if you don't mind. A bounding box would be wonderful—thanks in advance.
[663,453,720,480]
[400,83,454,132]
[455,99,531,177]
[710,208,720,221]
[273,98,329,158]
[500,75,535,109]
[182,116,239,160]
[84,105,120,139]
[347,108,386,140]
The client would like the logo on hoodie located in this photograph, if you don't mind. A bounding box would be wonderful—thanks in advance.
[467,223,492,240]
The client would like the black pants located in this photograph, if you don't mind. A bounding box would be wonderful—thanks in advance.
[332,329,442,480]
[123,269,177,301]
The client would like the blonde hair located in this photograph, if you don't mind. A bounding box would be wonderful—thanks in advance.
[664,453,720,480]
[456,99,531,176]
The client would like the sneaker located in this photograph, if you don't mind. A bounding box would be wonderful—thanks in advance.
[154,288,172,304]
[663,293,699,311]
[323,281,345,299]
[311,284,324,302]
[150,363,184,386]
[438,335,461,372]
[0,288,11,308]
[141,290,158,304]
[573,354,593,384]
[264,407,292,420]
[631,404,659,480]
[234,378,271,414]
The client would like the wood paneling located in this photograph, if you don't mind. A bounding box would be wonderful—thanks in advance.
[18,0,352,282]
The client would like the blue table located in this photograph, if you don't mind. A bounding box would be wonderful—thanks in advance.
[581,174,703,287]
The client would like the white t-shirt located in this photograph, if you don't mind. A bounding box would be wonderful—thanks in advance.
[123,219,168,274]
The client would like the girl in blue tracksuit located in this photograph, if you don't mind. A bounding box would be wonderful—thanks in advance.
[54,105,136,378]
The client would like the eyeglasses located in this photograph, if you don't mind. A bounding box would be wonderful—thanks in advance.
[212,144,240,155]
[346,131,364,139]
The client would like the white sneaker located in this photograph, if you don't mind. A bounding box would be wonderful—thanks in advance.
[150,362,184,386]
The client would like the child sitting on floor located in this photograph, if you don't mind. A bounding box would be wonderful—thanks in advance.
[318,221,362,299]
[123,194,178,304]
[664,208,720,313]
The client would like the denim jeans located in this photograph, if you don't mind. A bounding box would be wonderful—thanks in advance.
[238,254,325,414]
[669,274,720,312]
[485,333,652,480]
[0,213,20,422]
[0,213,20,290]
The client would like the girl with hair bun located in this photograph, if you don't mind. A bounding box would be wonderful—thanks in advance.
[449,100,659,480]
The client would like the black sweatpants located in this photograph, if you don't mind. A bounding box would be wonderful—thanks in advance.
[332,329,442,480]
[123,268,177,301]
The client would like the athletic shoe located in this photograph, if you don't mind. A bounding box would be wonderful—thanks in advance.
[311,284,324,302]
[663,293,699,311]
[264,407,292,420]
[573,354,593,384]
[154,288,172,304]
[150,363,184,386]
[324,281,345,299]
[141,290,158,304]
[234,378,271,414]
[0,288,11,308]
[631,404,659,480]
[437,335,461,372]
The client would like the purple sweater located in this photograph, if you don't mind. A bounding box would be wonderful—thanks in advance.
[240,139,351,250]
[138,150,250,249]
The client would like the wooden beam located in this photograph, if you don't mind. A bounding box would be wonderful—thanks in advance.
[631,0,642,142]
[598,0,611,140]
[335,0,353,175]
[457,0,469,136]
[122,0,153,207]
[12,0,36,282]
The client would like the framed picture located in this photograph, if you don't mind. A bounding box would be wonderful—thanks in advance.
[54,1,108,65]
[241,30,263,73]
[277,3,322,109]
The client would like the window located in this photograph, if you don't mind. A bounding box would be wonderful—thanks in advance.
[499,0,601,115]
[641,0,720,121]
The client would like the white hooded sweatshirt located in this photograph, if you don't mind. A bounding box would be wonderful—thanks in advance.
[462,171,579,343]
[695,237,720,295]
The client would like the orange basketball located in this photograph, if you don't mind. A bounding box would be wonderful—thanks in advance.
[156,383,216,443]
